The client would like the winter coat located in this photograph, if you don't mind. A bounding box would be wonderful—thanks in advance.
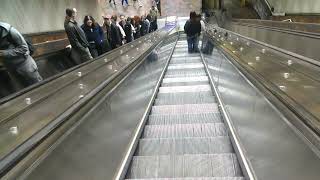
[184,20,201,37]
[64,19,90,52]
[0,22,31,66]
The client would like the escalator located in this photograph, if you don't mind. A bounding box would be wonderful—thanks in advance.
[125,35,245,179]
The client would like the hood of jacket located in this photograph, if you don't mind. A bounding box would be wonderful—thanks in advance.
[0,22,11,39]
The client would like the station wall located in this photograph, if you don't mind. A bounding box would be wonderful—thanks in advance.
[0,0,153,34]
[161,0,201,17]
[267,0,320,14]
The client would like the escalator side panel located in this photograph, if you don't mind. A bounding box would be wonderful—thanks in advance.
[25,38,178,180]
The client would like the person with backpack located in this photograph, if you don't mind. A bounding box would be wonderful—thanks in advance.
[0,22,43,87]
[184,11,201,53]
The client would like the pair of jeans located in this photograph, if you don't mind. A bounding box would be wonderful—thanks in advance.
[122,0,128,5]
[187,35,199,53]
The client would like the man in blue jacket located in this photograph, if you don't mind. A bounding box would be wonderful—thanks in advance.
[0,22,43,87]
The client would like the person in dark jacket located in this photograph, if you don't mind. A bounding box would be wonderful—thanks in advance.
[0,22,42,87]
[124,17,134,43]
[107,15,122,49]
[184,11,201,53]
[64,8,92,63]
[81,15,105,58]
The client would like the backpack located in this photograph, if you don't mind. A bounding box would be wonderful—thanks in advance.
[8,26,35,56]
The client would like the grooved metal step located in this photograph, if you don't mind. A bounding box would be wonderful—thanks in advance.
[168,64,204,70]
[151,103,219,115]
[159,85,211,94]
[154,92,215,105]
[148,113,222,125]
[162,76,209,83]
[160,81,209,87]
[161,76,209,87]
[172,53,201,58]
[165,69,207,78]
[137,137,234,156]
[170,57,202,64]
[127,178,245,180]
[126,154,242,178]
[143,123,227,138]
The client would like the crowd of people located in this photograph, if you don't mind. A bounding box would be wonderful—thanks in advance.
[0,4,160,88]
[65,5,159,62]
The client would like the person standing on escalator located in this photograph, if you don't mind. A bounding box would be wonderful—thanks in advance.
[81,16,105,58]
[64,8,93,63]
[0,22,43,87]
[184,11,201,53]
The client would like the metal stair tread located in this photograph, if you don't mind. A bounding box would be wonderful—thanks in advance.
[158,85,212,94]
[126,178,245,180]
[162,76,209,83]
[151,103,219,114]
[137,136,234,155]
[126,154,242,178]
[143,123,227,138]
[148,113,222,125]
[154,92,216,105]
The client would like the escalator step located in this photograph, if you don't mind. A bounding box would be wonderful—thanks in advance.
[151,103,219,114]
[171,53,200,58]
[162,76,209,84]
[170,57,201,64]
[160,81,209,87]
[143,123,227,138]
[126,154,242,178]
[159,85,211,94]
[148,113,222,125]
[161,76,209,87]
[165,69,206,78]
[154,92,215,105]
[168,63,204,70]
[137,137,234,156]
[126,178,245,180]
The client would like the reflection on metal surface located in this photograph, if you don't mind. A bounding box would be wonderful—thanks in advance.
[25,35,177,180]
[204,48,320,180]
[279,85,287,91]
[9,127,18,135]
[79,84,84,89]
[284,73,290,79]
[25,98,31,105]
[208,25,320,136]
[0,28,173,177]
